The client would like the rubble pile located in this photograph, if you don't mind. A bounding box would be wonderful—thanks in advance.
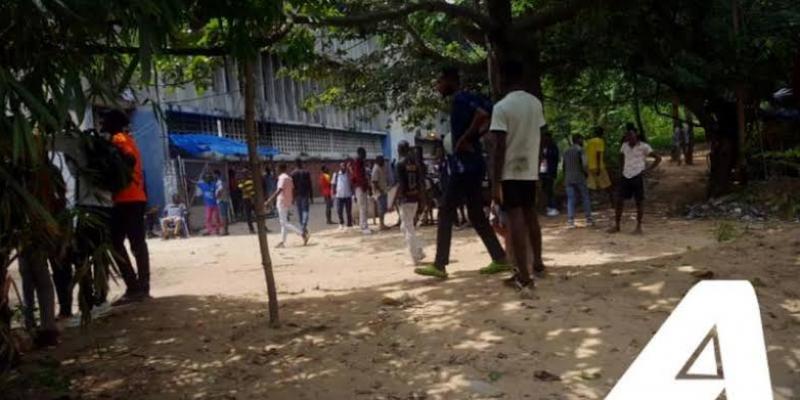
[685,195,769,221]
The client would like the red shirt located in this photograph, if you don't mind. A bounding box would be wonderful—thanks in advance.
[320,172,332,197]
[111,132,147,203]
[350,159,368,190]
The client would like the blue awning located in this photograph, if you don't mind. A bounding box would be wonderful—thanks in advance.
[169,133,280,161]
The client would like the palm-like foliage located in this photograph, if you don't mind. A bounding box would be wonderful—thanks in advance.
[0,0,287,370]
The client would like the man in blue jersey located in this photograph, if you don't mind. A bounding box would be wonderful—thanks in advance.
[415,67,510,279]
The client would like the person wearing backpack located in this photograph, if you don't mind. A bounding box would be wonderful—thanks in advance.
[102,110,151,305]
[53,127,118,314]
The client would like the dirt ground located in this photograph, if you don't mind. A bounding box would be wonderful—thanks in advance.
[4,157,800,400]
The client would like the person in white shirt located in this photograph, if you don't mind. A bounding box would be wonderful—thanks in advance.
[266,163,308,248]
[488,60,547,293]
[161,194,187,239]
[332,161,354,229]
[609,129,662,234]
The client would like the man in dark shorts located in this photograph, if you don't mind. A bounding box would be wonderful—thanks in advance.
[609,130,662,234]
[414,67,510,279]
[489,60,547,294]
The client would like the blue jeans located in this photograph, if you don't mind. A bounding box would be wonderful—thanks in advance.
[566,182,593,223]
[218,200,230,234]
[296,197,310,231]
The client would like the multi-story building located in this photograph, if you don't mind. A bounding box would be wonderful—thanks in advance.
[130,40,449,214]
[131,41,394,210]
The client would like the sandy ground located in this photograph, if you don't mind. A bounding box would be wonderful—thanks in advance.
[4,158,800,400]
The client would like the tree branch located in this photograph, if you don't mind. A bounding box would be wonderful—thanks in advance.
[83,24,294,57]
[399,21,484,71]
[292,1,494,30]
[511,0,603,32]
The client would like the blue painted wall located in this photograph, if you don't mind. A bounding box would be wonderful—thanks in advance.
[130,106,167,210]
[381,134,392,160]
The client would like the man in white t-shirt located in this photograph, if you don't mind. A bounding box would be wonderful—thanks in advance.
[609,129,662,234]
[489,60,547,293]
[266,163,308,248]
[332,161,354,229]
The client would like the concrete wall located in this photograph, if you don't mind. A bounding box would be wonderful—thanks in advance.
[130,106,168,209]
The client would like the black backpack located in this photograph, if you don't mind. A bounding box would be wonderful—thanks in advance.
[80,130,134,193]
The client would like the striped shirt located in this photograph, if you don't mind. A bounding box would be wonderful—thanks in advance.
[238,179,256,199]
[563,144,587,185]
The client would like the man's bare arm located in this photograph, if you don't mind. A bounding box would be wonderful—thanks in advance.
[646,152,662,173]
[490,130,506,203]
[455,108,490,152]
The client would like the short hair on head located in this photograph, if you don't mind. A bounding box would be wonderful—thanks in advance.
[593,126,605,137]
[295,157,303,167]
[357,147,366,155]
[213,169,221,176]
[500,60,524,84]
[278,163,288,172]
[100,109,129,133]
[572,134,584,143]
[440,66,460,83]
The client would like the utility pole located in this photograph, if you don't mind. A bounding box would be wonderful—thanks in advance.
[242,59,280,327]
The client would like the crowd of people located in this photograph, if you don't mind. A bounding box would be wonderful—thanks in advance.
[16,62,668,350]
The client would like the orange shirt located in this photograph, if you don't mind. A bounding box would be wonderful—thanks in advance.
[111,132,147,203]
[320,172,332,197]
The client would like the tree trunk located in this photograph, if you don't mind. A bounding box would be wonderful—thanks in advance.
[632,78,647,142]
[705,100,739,197]
[683,96,736,197]
[731,0,748,185]
[670,96,681,163]
[792,49,800,109]
[486,0,512,100]
[708,129,737,197]
[242,59,280,327]
[683,106,695,165]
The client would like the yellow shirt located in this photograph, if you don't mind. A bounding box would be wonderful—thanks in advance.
[585,138,606,171]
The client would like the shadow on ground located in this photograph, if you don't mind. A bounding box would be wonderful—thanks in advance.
[3,226,800,400]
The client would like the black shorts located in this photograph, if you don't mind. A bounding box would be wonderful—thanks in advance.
[619,175,645,201]
[501,180,537,210]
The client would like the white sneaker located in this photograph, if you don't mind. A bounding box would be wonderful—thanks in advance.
[546,208,560,217]
[92,301,112,319]
[567,221,577,229]
[338,224,345,231]
[361,229,373,235]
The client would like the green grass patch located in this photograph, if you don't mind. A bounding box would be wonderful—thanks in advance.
[715,222,738,242]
